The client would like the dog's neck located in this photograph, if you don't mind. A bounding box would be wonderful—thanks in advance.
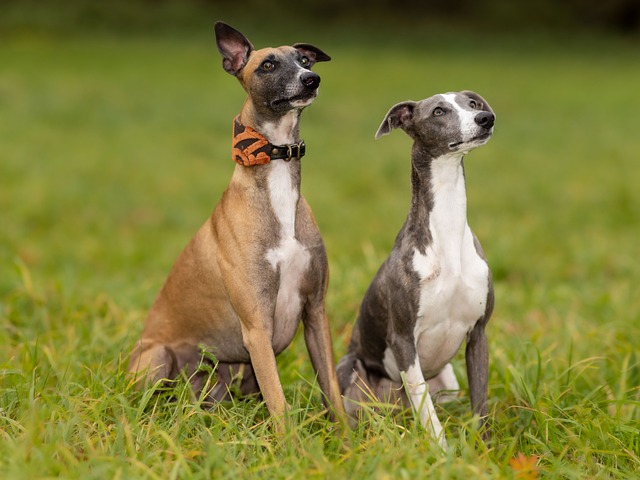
[406,145,468,257]
[232,103,304,237]
[233,102,303,184]
[239,100,302,145]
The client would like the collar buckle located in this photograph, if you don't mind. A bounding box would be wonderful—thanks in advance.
[283,141,306,161]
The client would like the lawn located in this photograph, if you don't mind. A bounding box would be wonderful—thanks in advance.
[1,22,639,479]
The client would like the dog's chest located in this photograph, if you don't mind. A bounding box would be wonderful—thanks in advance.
[411,161,489,377]
[264,161,310,353]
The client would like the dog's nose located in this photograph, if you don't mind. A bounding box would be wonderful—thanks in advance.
[301,71,320,89]
[474,112,495,129]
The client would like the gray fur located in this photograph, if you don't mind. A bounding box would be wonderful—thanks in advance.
[338,91,496,438]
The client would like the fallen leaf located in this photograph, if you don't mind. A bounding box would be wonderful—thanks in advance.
[509,452,539,480]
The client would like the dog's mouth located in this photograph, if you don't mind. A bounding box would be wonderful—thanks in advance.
[448,131,493,150]
[271,91,317,109]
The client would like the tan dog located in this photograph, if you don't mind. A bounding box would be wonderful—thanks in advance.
[128,22,345,431]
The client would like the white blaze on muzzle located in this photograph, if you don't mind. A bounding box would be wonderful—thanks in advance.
[441,93,482,143]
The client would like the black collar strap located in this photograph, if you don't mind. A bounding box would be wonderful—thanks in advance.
[232,116,306,166]
[270,141,306,161]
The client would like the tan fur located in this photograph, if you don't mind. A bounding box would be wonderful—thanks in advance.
[128,27,345,433]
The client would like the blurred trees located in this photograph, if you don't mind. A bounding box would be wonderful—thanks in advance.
[230,0,640,33]
[1,0,639,35]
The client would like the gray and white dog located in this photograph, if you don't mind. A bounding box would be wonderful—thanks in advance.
[337,91,495,449]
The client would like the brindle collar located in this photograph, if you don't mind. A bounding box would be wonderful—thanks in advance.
[231,116,306,166]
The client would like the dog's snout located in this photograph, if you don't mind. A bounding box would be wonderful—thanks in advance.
[301,72,320,89]
[474,112,495,129]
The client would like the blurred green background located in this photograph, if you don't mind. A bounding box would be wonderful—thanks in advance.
[2,0,639,305]
[1,1,639,477]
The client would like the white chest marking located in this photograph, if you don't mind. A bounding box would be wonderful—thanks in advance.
[411,156,489,377]
[267,160,298,239]
[264,144,309,353]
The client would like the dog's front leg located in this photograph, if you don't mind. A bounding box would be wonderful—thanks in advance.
[391,334,447,450]
[302,301,347,426]
[218,257,287,434]
[403,362,447,450]
[238,321,287,430]
[465,320,489,424]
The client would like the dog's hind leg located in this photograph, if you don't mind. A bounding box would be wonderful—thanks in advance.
[204,362,260,403]
[128,340,262,407]
[337,353,407,426]
[128,341,178,387]
[427,363,460,404]
[162,345,261,405]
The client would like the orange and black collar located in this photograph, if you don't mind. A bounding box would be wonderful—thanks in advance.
[232,116,306,167]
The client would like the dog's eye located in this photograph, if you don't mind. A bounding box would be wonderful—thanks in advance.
[469,100,479,109]
[433,107,445,116]
[261,61,275,71]
[300,56,310,67]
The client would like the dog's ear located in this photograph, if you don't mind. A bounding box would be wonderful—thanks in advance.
[460,90,493,114]
[215,22,254,76]
[375,101,416,139]
[293,43,331,67]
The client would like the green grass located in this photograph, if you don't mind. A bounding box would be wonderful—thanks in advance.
[1,26,640,479]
